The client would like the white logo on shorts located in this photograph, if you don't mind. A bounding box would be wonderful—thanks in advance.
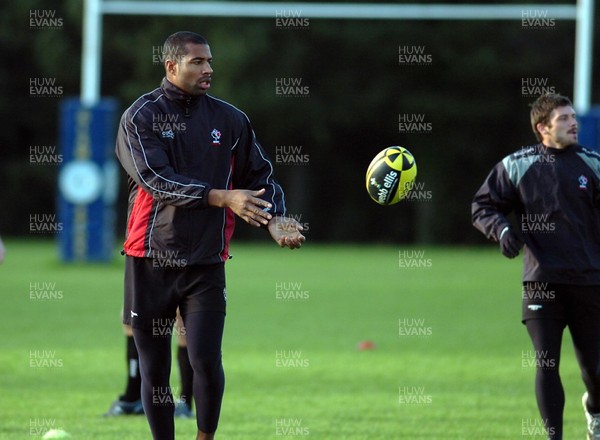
[131,311,139,317]
[528,304,543,311]
[223,288,227,302]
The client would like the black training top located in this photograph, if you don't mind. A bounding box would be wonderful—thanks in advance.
[115,78,287,265]
[472,143,600,285]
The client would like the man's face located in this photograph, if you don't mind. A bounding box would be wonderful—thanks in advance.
[167,43,213,96]
[537,106,578,148]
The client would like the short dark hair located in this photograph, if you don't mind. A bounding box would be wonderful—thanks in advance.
[530,93,573,141]
[162,31,208,66]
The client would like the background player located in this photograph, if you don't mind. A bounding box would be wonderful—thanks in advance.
[472,93,600,440]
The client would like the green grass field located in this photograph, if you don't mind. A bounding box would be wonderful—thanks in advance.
[0,240,588,439]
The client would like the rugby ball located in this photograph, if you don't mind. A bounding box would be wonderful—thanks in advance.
[366,146,417,205]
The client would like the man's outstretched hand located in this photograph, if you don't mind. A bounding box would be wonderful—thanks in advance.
[208,188,305,248]
[267,216,306,249]
[208,188,273,227]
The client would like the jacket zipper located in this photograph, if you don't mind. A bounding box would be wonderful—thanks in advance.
[184,98,191,118]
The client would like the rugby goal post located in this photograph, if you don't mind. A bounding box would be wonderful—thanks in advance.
[82,0,594,113]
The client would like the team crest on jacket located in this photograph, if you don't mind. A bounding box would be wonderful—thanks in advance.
[211,129,221,146]
[579,175,588,190]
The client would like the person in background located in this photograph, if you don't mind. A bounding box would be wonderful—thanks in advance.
[472,93,600,440]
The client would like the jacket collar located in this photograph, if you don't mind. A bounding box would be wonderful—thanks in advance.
[161,78,202,116]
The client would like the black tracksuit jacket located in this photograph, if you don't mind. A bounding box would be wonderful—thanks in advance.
[472,143,600,284]
[115,78,286,265]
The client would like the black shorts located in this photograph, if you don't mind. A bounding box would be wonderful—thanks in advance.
[123,256,226,330]
[521,282,600,323]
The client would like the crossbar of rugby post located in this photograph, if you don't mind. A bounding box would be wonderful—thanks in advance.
[81,0,593,114]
